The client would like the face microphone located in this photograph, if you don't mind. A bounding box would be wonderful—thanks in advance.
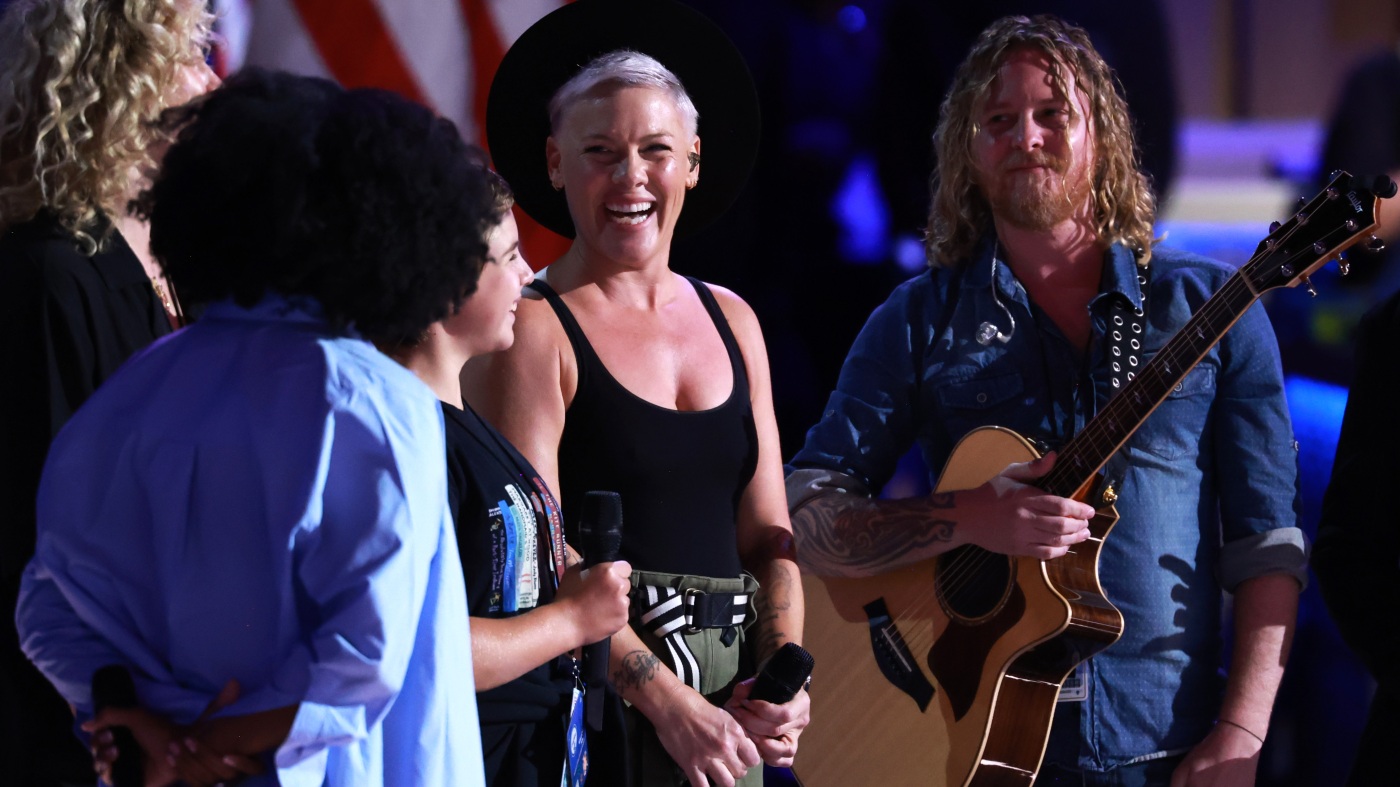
[749,642,815,704]
[578,491,624,730]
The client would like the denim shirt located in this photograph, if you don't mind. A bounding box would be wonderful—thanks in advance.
[789,239,1306,770]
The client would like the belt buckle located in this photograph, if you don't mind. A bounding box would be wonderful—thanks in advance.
[682,587,705,634]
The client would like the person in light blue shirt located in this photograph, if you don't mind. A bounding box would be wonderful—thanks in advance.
[16,69,497,786]
[787,15,1305,787]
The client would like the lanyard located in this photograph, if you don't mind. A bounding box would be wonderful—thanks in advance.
[458,403,569,591]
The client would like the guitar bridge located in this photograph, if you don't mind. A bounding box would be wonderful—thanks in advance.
[863,598,936,712]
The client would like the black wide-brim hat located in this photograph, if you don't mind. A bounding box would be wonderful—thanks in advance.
[486,0,760,240]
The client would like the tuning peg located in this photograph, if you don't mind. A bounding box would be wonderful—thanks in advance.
[1296,197,1307,209]
[1327,188,1340,200]
[1338,257,1352,276]
[1330,169,1343,181]
[1269,220,1281,233]
[1303,276,1317,297]
[1373,175,1398,199]
[1368,235,1387,252]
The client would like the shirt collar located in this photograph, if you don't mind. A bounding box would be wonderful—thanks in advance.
[1093,243,1147,313]
[965,233,1146,310]
[16,210,149,292]
[963,236,1001,290]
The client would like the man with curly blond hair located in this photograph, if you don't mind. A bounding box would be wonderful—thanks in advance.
[0,1,217,784]
[788,15,1305,785]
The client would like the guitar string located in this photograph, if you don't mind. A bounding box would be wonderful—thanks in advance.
[931,216,1358,603]
[934,217,1353,601]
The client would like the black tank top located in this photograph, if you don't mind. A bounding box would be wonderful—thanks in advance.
[531,276,758,577]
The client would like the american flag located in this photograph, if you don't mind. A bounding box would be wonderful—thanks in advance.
[213,0,571,265]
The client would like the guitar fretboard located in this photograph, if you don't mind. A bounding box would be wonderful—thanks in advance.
[1037,273,1256,498]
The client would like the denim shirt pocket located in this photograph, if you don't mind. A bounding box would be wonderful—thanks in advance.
[935,370,1026,440]
[1125,362,1217,460]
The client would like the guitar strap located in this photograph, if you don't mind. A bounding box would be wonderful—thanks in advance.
[1058,260,1151,705]
[1106,261,1151,392]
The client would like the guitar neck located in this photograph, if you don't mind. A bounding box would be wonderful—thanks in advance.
[1038,272,1258,499]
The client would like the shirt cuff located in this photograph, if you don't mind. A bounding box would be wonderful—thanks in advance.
[785,467,869,513]
[1218,527,1309,592]
[273,701,368,778]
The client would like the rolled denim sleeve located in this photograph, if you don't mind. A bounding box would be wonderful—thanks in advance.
[1212,300,1307,590]
[789,276,935,494]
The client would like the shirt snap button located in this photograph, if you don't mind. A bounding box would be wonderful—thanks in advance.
[976,392,988,403]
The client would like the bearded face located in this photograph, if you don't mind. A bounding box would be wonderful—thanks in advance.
[971,48,1096,233]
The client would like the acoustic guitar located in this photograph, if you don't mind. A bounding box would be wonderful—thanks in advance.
[794,172,1391,787]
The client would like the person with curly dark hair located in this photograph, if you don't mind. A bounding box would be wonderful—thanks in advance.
[15,68,492,786]
[0,2,218,784]
[383,171,634,787]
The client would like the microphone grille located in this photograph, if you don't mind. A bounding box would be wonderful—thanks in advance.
[579,490,624,563]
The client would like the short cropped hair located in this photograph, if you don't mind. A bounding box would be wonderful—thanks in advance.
[927,14,1156,267]
[548,49,699,138]
[137,68,499,344]
[0,0,214,253]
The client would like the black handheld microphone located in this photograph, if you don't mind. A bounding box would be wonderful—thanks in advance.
[91,664,143,787]
[750,642,815,704]
[578,490,624,731]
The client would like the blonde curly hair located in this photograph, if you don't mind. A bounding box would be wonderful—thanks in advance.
[0,0,213,254]
[926,15,1156,268]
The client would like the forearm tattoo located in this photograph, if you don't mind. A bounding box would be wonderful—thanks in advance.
[791,491,957,578]
[752,567,795,661]
[613,650,661,694]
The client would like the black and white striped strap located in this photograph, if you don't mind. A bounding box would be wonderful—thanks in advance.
[634,585,750,691]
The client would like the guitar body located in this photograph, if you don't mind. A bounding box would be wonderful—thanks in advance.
[794,426,1124,787]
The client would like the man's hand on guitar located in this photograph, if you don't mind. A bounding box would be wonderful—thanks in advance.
[958,453,1095,559]
[724,675,811,768]
[1169,721,1263,787]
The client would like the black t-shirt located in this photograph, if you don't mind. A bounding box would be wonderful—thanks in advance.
[443,401,575,786]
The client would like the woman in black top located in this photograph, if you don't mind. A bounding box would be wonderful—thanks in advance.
[389,175,633,787]
[468,3,810,785]
[0,3,218,784]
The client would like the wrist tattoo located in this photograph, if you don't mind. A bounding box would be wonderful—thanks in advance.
[613,650,660,693]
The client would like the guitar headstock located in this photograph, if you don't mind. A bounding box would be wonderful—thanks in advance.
[1243,171,1395,294]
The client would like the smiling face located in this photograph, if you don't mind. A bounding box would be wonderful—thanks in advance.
[546,84,700,265]
[972,47,1095,232]
[444,212,532,357]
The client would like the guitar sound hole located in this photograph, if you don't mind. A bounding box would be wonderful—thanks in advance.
[935,545,1013,621]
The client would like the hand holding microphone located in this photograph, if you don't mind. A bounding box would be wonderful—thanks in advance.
[91,665,144,787]
[726,643,815,768]
[576,491,631,731]
[749,643,815,704]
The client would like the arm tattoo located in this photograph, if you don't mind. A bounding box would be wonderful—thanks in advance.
[791,491,957,578]
[612,650,660,693]
[751,568,794,661]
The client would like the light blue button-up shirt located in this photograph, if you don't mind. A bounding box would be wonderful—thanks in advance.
[17,295,484,786]
[790,239,1306,770]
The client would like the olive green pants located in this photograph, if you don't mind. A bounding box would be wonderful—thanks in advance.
[625,570,763,787]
